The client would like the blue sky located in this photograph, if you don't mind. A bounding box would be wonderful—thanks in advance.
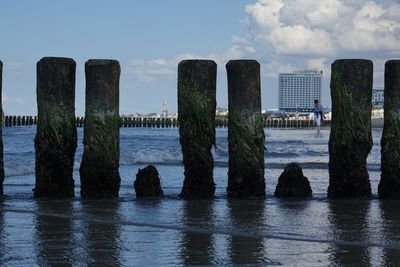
[1,0,399,115]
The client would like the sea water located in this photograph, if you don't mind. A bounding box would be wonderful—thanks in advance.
[1,126,399,266]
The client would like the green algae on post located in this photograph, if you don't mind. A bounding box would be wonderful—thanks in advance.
[80,59,121,198]
[0,61,3,195]
[226,60,265,198]
[178,60,216,199]
[34,57,77,197]
[328,59,373,198]
[379,60,400,199]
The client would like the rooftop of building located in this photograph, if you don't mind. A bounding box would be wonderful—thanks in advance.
[279,70,323,75]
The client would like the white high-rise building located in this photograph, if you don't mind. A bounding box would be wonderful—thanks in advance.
[372,87,384,107]
[279,70,322,112]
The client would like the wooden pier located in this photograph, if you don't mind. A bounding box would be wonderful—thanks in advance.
[2,115,330,128]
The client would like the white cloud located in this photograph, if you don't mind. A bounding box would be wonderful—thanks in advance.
[123,0,399,94]
[270,25,334,55]
[3,62,24,75]
[231,35,251,46]
[238,0,400,87]
[3,62,23,71]
[125,58,176,82]
[245,0,283,29]
[307,58,330,77]
[263,60,297,78]
[124,44,259,83]
[2,93,26,105]
[245,0,400,56]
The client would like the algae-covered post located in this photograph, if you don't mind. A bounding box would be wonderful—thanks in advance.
[328,59,373,198]
[0,61,3,195]
[34,57,77,197]
[80,59,121,198]
[178,60,217,199]
[379,60,400,199]
[226,60,265,198]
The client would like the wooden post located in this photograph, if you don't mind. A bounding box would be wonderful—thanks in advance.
[226,60,265,198]
[178,60,216,199]
[80,59,121,198]
[328,59,372,198]
[34,57,77,197]
[0,61,3,194]
[379,60,400,199]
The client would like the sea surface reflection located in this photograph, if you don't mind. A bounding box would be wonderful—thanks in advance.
[34,199,75,266]
[327,200,371,265]
[1,196,400,265]
[180,200,215,265]
[1,128,400,265]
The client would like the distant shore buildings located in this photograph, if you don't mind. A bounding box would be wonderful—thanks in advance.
[372,87,384,108]
[278,70,322,112]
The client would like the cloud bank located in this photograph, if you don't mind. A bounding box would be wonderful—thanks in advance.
[245,0,400,75]
[123,0,400,110]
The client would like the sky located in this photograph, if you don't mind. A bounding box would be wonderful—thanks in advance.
[1,0,399,116]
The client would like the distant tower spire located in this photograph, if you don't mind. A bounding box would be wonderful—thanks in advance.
[162,101,168,118]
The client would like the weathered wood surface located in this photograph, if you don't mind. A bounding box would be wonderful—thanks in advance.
[226,60,265,198]
[80,59,121,198]
[34,57,77,197]
[178,60,217,199]
[328,59,373,198]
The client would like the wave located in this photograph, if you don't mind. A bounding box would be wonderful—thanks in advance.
[3,207,400,251]
[3,159,381,178]
[122,148,182,165]
[267,151,301,158]
[4,166,35,177]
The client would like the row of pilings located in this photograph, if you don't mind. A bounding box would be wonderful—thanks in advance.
[179,59,400,199]
[2,115,328,128]
[33,57,121,198]
[0,58,399,199]
[178,60,266,198]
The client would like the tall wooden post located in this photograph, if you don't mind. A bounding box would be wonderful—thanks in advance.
[178,60,217,199]
[80,59,120,198]
[34,57,77,197]
[328,59,373,198]
[226,60,265,198]
[0,61,4,195]
[379,60,400,199]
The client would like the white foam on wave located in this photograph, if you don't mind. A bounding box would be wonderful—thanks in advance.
[4,165,35,177]
[123,148,183,164]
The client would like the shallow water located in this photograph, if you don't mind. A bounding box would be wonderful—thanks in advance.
[1,127,400,266]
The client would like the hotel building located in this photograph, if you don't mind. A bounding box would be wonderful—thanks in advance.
[372,87,384,107]
[279,70,322,112]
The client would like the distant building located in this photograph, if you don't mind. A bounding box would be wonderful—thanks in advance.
[372,87,384,107]
[279,70,322,112]
[162,101,168,118]
[216,107,228,117]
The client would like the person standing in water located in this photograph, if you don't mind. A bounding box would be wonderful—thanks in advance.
[313,99,323,133]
